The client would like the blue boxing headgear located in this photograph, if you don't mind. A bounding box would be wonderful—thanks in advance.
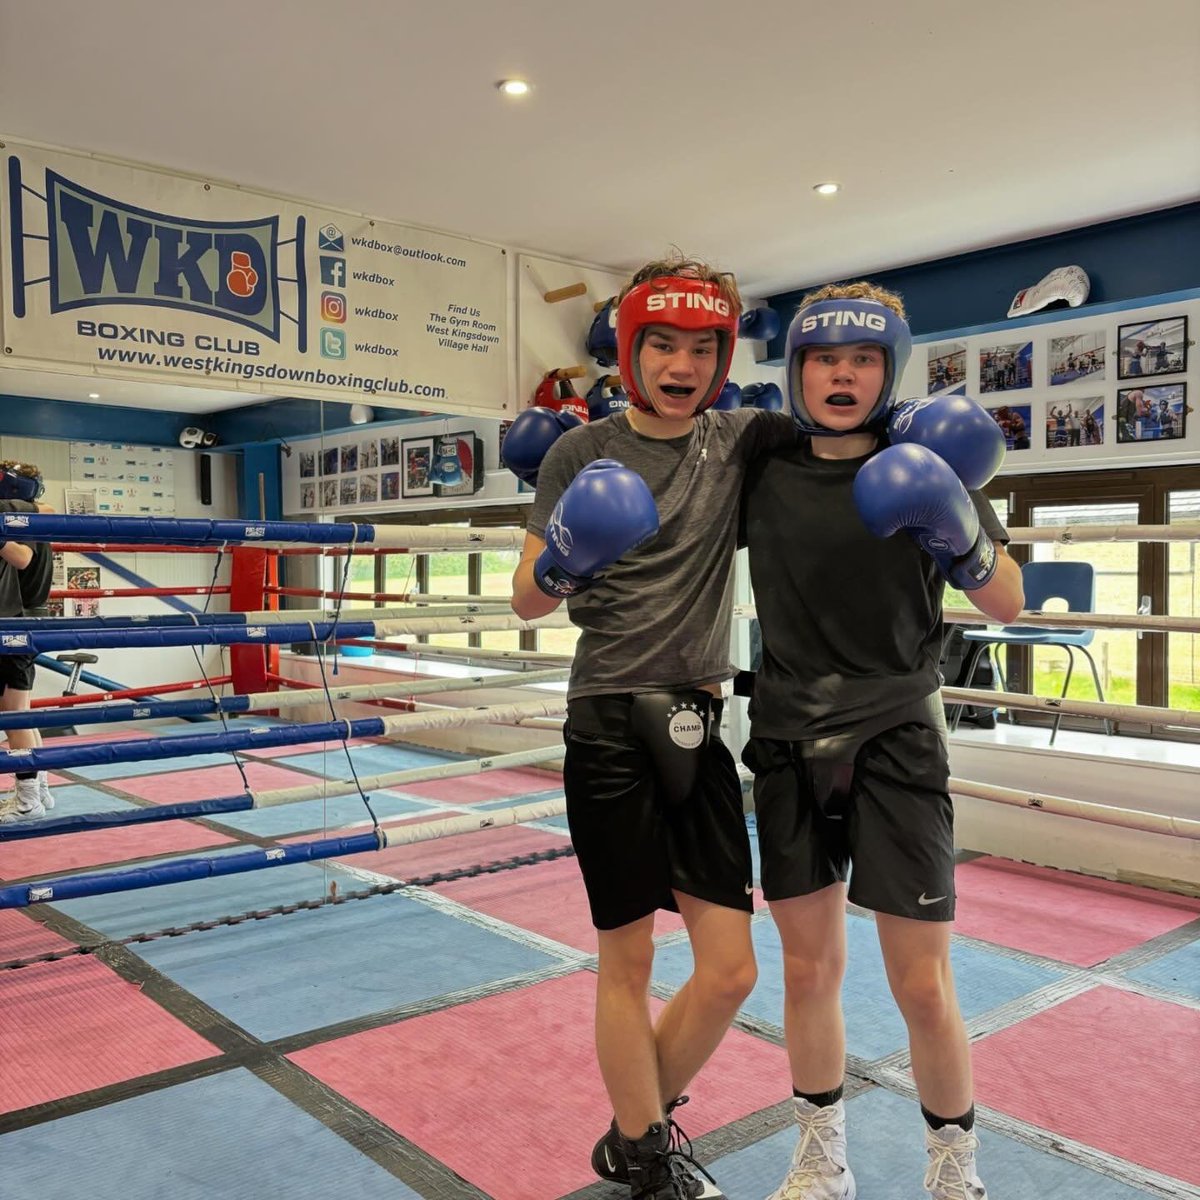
[0,464,44,502]
[785,298,912,437]
[586,299,619,368]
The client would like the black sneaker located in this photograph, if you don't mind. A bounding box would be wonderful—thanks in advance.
[598,1097,725,1199]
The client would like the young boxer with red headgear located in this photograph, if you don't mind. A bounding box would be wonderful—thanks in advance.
[740,283,1024,1200]
[508,255,794,1200]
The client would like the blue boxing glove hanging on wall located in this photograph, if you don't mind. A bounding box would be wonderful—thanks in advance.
[430,436,465,487]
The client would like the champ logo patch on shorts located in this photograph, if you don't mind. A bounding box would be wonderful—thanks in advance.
[667,703,705,750]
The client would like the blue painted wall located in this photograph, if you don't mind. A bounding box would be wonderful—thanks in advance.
[0,393,192,444]
[764,201,1200,361]
[237,444,282,520]
[209,397,425,447]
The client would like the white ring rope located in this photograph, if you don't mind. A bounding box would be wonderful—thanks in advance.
[941,686,1200,730]
[240,668,568,713]
[947,777,1200,840]
[732,605,1199,636]
[941,608,1200,635]
[1005,522,1200,545]
[377,795,567,849]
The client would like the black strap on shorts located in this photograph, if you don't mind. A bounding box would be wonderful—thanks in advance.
[568,690,723,809]
[793,692,943,818]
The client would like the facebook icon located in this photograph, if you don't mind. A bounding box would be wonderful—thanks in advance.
[320,256,346,287]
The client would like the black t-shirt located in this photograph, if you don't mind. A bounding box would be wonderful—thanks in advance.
[743,437,1009,739]
[0,500,37,619]
[20,542,53,612]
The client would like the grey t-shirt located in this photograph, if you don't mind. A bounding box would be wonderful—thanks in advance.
[529,409,794,699]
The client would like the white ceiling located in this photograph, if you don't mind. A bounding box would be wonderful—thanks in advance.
[1,0,1199,414]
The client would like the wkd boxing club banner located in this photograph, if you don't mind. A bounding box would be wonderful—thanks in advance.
[0,138,508,413]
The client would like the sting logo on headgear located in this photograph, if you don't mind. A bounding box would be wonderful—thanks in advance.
[616,275,739,415]
[784,298,912,437]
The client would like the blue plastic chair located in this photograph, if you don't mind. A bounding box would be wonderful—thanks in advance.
[953,561,1113,744]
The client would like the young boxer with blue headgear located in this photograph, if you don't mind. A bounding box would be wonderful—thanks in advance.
[508,255,795,1200]
[740,283,1024,1200]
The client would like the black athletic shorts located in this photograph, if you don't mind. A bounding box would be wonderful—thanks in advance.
[564,693,754,931]
[746,710,956,921]
[0,654,36,693]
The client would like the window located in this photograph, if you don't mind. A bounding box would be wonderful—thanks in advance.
[984,463,1199,738]
[1168,490,1200,713]
[1027,501,1139,706]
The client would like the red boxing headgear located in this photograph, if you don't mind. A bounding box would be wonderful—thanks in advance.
[616,275,739,415]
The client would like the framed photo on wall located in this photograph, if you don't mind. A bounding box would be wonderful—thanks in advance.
[1048,332,1106,386]
[925,341,967,395]
[434,432,486,498]
[401,436,435,498]
[1117,316,1188,380]
[985,404,1032,451]
[1044,396,1104,450]
[1115,384,1187,443]
[979,342,1032,393]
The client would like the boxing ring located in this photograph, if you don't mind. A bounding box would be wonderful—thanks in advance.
[0,514,1197,1200]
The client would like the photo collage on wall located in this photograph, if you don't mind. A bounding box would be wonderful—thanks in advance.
[298,434,402,510]
[928,312,1190,457]
[298,430,484,509]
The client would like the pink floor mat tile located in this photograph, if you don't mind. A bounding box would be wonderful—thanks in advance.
[290,970,788,1200]
[973,985,1200,1185]
[0,955,219,1114]
[955,856,1200,967]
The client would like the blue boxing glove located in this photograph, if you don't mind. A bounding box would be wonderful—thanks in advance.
[430,436,465,486]
[711,381,743,411]
[742,381,784,411]
[853,443,997,591]
[501,406,584,487]
[738,307,781,342]
[535,460,659,598]
[886,395,1005,491]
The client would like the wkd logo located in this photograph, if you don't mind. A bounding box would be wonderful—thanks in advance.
[6,157,308,348]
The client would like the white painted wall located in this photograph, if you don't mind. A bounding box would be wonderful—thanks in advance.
[0,434,238,699]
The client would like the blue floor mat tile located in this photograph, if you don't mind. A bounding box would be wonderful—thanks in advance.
[654,911,1066,1062]
[53,851,366,938]
[1124,935,1200,1002]
[133,889,568,1040]
[0,1068,421,1199]
[277,742,457,778]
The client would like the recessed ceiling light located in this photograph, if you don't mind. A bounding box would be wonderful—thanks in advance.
[813,182,840,195]
[88,392,100,399]
[497,78,531,97]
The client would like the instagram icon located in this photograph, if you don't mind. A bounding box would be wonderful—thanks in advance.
[321,291,347,323]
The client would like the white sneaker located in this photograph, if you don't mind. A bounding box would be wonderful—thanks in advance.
[0,779,47,824]
[766,1098,855,1200]
[38,771,54,810]
[924,1124,987,1200]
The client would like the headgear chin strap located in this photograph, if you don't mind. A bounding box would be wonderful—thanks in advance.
[0,464,44,503]
[785,298,912,437]
[616,275,739,415]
